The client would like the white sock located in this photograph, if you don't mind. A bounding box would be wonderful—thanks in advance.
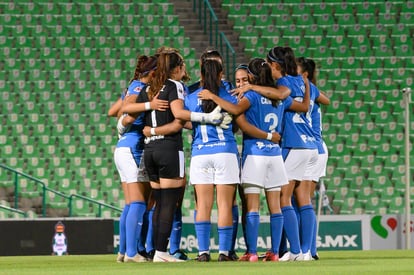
[219,250,228,256]
[199,251,209,255]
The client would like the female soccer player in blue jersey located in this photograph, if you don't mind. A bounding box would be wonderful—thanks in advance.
[184,59,239,262]
[235,59,290,262]
[188,49,240,260]
[113,55,169,263]
[297,57,330,260]
[267,46,317,261]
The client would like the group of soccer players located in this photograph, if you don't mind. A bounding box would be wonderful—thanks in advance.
[109,44,329,263]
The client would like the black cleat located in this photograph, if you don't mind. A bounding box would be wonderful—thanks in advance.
[228,251,239,260]
[196,253,211,262]
[139,250,154,261]
[218,253,234,262]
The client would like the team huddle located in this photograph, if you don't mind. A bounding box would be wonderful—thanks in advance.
[109,45,329,263]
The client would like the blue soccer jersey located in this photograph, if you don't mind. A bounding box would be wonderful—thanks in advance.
[184,86,238,156]
[116,80,146,150]
[308,82,326,154]
[278,75,317,149]
[241,90,293,159]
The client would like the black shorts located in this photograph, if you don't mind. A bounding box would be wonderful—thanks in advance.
[144,149,185,182]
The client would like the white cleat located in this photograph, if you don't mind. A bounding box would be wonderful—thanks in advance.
[123,253,147,263]
[292,252,304,261]
[153,250,185,262]
[116,252,125,263]
[279,251,304,262]
[303,251,313,261]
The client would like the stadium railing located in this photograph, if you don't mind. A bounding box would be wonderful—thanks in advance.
[0,204,27,218]
[0,163,121,218]
[193,0,236,83]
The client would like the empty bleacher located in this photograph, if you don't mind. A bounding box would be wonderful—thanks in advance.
[223,0,413,215]
[0,0,199,217]
[0,0,413,217]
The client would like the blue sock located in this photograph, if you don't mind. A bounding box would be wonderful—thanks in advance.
[126,201,146,257]
[270,213,284,254]
[245,212,259,254]
[299,204,316,254]
[231,205,239,252]
[119,204,130,255]
[282,206,301,254]
[138,210,149,253]
[291,197,301,244]
[292,196,301,224]
[169,207,182,254]
[195,221,211,253]
[218,225,233,253]
[311,215,317,256]
[145,207,154,253]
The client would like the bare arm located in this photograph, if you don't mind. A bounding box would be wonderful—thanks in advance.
[317,91,330,105]
[121,93,169,115]
[235,114,281,143]
[108,97,123,117]
[143,119,185,137]
[170,98,232,128]
[233,84,291,101]
[197,89,250,116]
[169,99,191,121]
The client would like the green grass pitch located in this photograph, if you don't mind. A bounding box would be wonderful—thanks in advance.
[0,250,414,275]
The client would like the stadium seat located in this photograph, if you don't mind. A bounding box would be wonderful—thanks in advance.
[388,196,405,214]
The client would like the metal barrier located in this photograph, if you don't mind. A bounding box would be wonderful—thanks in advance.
[193,0,236,83]
[0,163,121,217]
[0,204,27,218]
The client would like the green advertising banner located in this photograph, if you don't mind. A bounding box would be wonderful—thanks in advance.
[317,221,362,250]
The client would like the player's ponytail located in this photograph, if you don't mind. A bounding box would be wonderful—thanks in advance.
[201,59,222,113]
[283,46,298,76]
[248,58,280,107]
[131,55,149,83]
[247,58,275,88]
[149,50,183,100]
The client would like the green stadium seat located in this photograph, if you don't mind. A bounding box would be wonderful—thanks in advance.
[388,196,405,214]
[365,197,387,215]
[351,201,364,215]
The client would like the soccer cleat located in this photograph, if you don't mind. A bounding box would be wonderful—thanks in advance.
[139,250,154,261]
[116,252,125,263]
[279,250,288,258]
[238,252,259,262]
[218,254,235,262]
[170,249,190,261]
[228,250,239,261]
[312,253,320,260]
[292,252,304,261]
[279,252,290,262]
[279,251,303,262]
[303,251,313,261]
[196,253,211,262]
[153,251,185,262]
[123,254,147,263]
[262,251,279,262]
